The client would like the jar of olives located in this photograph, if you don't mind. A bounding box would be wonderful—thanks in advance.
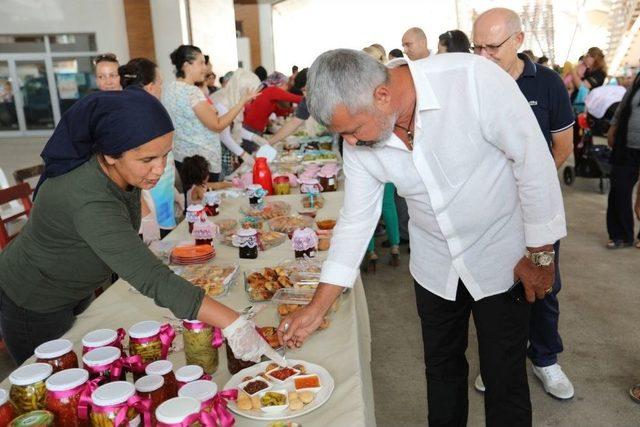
[0,389,15,426]
[155,397,201,427]
[9,363,52,415]
[146,360,178,399]
[182,320,220,375]
[34,339,78,373]
[45,368,89,427]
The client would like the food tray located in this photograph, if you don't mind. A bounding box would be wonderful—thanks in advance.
[240,201,291,220]
[244,266,294,302]
[268,215,314,235]
[272,288,337,330]
[219,230,287,251]
[172,262,239,297]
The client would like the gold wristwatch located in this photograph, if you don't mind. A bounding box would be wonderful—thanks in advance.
[525,250,555,267]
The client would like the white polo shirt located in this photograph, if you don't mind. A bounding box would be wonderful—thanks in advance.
[319,53,566,301]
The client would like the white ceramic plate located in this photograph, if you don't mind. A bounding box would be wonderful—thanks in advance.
[223,359,334,421]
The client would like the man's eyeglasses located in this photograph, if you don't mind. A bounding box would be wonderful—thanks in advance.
[472,33,517,54]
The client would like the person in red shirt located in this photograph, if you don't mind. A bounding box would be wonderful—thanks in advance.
[242,71,303,153]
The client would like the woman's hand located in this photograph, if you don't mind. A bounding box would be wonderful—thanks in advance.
[241,87,261,105]
[223,315,286,365]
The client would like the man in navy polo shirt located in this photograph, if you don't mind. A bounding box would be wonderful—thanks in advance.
[472,7,575,400]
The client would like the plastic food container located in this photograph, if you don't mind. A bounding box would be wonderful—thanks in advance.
[90,382,140,427]
[175,365,206,387]
[82,329,125,355]
[155,397,201,427]
[34,339,78,373]
[177,380,218,411]
[9,363,52,415]
[173,264,239,298]
[45,368,89,426]
[272,288,334,330]
[183,320,219,374]
[135,375,165,426]
[82,346,124,382]
[237,378,271,397]
[9,410,54,426]
[146,360,178,399]
[258,390,288,414]
[0,389,15,425]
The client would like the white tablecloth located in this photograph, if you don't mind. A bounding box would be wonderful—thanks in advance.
[1,191,375,427]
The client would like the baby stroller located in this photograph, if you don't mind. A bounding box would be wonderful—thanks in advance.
[563,87,622,193]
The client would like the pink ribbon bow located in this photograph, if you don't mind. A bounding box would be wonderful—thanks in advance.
[200,390,238,427]
[112,395,152,427]
[111,354,144,378]
[159,323,176,359]
[77,378,105,420]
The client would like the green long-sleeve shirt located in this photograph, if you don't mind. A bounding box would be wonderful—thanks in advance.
[0,155,204,319]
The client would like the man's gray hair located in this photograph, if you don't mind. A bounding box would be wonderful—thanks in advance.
[306,49,389,127]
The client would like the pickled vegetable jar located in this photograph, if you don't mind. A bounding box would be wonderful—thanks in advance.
[82,347,124,382]
[182,320,219,375]
[9,410,54,427]
[145,360,178,399]
[82,329,125,355]
[155,397,201,427]
[90,382,141,427]
[9,363,52,415]
[0,389,15,426]
[174,365,206,388]
[45,368,89,427]
[134,375,165,426]
[128,321,174,371]
[177,380,217,412]
[34,339,78,373]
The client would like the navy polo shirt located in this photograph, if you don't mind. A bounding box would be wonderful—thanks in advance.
[516,53,574,152]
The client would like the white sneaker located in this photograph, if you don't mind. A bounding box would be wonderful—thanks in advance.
[474,374,485,392]
[532,363,574,400]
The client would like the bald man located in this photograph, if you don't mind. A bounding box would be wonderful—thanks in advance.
[402,27,430,61]
[473,7,575,401]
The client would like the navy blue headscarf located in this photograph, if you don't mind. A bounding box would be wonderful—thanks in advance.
[35,86,174,195]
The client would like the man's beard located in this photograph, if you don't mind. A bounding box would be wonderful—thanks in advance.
[355,111,397,148]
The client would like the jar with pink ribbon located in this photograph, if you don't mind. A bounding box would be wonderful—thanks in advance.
[182,320,223,375]
[145,360,178,399]
[178,382,237,426]
[128,321,175,380]
[81,328,126,355]
[89,382,151,427]
[34,339,79,374]
[175,366,210,390]
[82,347,127,382]
[155,397,201,427]
[134,375,165,426]
[45,368,94,427]
[0,389,15,426]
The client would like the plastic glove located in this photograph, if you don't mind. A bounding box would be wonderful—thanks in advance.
[223,316,287,366]
[240,151,254,167]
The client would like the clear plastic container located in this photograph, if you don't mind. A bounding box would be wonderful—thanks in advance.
[182,320,219,374]
[45,368,89,427]
[90,382,140,427]
[172,264,239,298]
[34,339,78,373]
[177,380,218,411]
[82,329,125,355]
[272,288,334,330]
[146,360,178,399]
[9,363,52,415]
[0,389,15,426]
[135,375,165,426]
[82,346,124,382]
[155,397,201,427]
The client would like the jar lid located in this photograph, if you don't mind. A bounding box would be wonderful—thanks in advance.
[299,177,319,184]
[236,228,257,237]
[135,374,165,393]
[82,346,121,367]
[247,184,263,190]
[186,204,204,212]
[175,365,204,383]
[9,410,54,426]
[91,381,135,407]
[82,329,118,348]
[46,368,89,392]
[155,397,201,424]
[128,320,160,339]
[178,380,218,402]
[34,339,73,359]
[9,363,52,386]
[146,360,173,376]
[182,319,205,328]
[0,389,7,406]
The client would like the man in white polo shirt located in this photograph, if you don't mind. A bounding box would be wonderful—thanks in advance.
[277,49,566,426]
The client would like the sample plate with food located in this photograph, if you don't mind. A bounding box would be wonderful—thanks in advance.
[224,359,334,421]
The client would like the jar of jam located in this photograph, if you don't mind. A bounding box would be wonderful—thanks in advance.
[135,375,165,426]
[191,217,218,247]
[9,363,52,415]
[186,204,205,233]
[177,380,218,412]
[9,410,54,427]
[82,346,124,382]
[203,191,221,216]
[128,321,174,371]
[182,320,219,375]
[174,366,207,389]
[246,184,265,208]
[225,342,256,374]
[299,177,323,195]
[34,339,78,373]
[45,368,89,427]
[146,360,178,399]
[319,175,337,192]
[82,329,125,355]
[90,382,141,427]
[155,397,201,427]
[0,389,15,426]
[233,228,259,259]
[292,227,318,259]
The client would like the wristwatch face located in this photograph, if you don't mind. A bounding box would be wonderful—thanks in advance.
[533,252,554,266]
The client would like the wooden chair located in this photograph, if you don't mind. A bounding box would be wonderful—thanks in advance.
[0,183,32,249]
[13,164,44,195]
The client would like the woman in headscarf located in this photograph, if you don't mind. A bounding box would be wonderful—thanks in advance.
[0,87,283,366]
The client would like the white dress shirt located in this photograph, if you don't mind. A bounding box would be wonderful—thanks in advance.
[319,54,567,301]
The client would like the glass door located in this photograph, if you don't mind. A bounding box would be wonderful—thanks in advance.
[15,60,54,130]
[0,61,18,131]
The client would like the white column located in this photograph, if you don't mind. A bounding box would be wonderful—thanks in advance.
[150,0,190,84]
[258,3,275,73]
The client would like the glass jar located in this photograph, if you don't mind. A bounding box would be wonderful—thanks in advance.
[34,339,78,373]
[319,175,337,192]
[90,382,140,427]
[82,346,125,382]
[182,320,219,375]
[186,204,205,233]
[246,184,265,207]
[0,389,15,426]
[233,228,259,259]
[177,380,218,412]
[9,410,54,426]
[225,342,256,374]
[128,321,172,377]
[9,363,53,415]
[146,360,178,399]
[203,191,221,217]
[273,176,291,195]
[155,397,201,427]
[82,329,125,355]
[45,368,89,427]
[174,365,207,389]
[135,375,165,426]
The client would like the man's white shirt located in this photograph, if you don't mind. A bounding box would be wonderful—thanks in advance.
[319,53,566,301]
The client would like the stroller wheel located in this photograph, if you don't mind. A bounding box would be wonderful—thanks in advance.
[563,166,575,186]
